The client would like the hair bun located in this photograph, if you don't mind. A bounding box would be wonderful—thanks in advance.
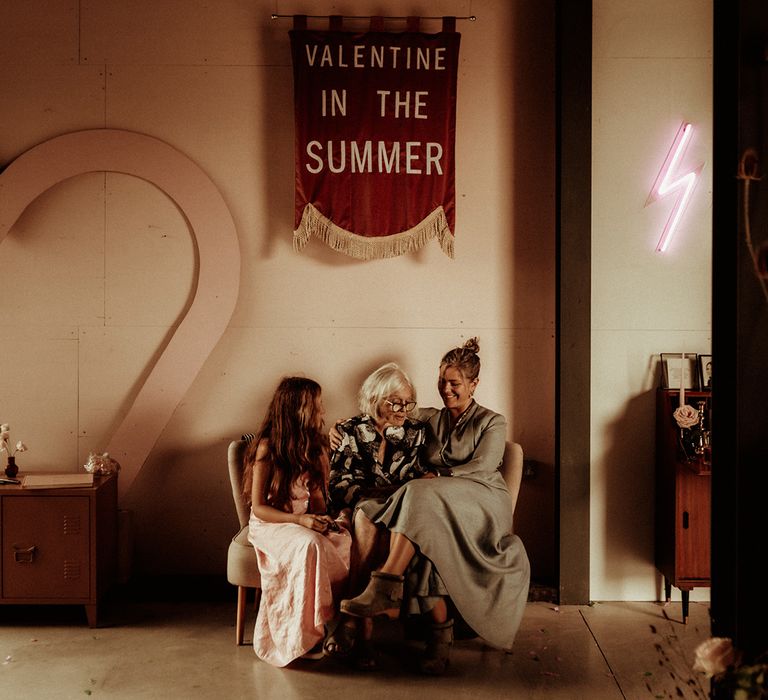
[462,337,480,354]
[440,337,481,380]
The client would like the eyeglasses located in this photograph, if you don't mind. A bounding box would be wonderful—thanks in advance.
[384,399,416,413]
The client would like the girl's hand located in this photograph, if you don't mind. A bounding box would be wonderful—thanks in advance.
[299,514,335,533]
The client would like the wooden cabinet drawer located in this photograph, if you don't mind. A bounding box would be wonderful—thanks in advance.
[2,496,90,599]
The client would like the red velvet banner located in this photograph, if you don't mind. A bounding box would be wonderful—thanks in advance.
[290,19,460,259]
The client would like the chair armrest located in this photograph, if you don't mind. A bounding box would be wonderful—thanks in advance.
[501,441,524,515]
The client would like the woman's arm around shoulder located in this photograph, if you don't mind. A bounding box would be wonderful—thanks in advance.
[328,416,376,511]
[329,416,358,456]
[328,414,358,451]
[410,406,440,423]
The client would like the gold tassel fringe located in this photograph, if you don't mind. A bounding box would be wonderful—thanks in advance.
[293,203,454,260]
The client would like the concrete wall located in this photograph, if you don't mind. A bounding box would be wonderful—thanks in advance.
[591,0,712,601]
[0,1,556,582]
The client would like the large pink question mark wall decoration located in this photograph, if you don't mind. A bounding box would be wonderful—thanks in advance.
[0,129,241,500]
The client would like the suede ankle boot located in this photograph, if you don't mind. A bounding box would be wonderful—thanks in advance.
[419,619,454,675]
[340,571,403,618]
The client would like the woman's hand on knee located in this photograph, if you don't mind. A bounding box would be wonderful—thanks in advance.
[335,508,352,530]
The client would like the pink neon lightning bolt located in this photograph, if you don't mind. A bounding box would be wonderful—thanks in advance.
[646,122,704,252]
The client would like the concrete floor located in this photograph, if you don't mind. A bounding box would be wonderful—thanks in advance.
[1,598,711,699]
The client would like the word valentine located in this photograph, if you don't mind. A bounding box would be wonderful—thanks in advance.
[304,43,448,70]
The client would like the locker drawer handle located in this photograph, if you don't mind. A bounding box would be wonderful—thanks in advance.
[13,545,37,563]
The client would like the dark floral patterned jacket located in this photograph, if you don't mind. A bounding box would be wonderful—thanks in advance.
[328,414,427,512]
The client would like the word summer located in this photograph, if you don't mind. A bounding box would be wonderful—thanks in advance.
[304,140,444,175]
[304,43,448,71]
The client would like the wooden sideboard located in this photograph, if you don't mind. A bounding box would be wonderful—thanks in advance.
[655,389,711,623]
[0,473,117,627]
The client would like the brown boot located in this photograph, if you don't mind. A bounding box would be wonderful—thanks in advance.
[419,619,454,675]
[340,571,403,618]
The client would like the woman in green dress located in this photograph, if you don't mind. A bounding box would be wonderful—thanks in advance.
[338,338,530,675]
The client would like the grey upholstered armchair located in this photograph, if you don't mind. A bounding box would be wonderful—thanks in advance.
[226,438,261,645]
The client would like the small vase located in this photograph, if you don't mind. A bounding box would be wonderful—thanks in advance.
[5,455,18,478]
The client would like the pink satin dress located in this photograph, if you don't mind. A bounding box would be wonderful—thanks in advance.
[248,477,351,666]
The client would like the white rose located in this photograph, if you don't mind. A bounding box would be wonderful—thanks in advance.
[673,404,700,429]
[693,637,742,678]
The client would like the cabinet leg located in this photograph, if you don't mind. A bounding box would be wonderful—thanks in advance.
[85,604,98,628]
[664,578,671,602]
[681,590,690,625]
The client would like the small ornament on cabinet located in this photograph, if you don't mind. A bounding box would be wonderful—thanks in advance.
[694,399,711,466]
[0,423,28,478]
[83,452,121,475]
[660,352,699,392]
[698,354,712,390]
[672,400,711,467]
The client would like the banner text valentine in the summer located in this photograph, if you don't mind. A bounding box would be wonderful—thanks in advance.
[291,25,460,259]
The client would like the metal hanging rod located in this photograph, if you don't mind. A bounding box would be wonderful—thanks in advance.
[270,14,476,21]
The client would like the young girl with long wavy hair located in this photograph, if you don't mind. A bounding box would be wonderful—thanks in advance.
[243,376,351,666]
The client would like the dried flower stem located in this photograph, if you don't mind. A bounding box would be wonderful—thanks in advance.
[737,149,768,304]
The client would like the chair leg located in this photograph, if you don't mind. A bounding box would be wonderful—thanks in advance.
[236,586,247,645]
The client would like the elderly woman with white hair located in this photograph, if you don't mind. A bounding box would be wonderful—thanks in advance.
[325,362,431,669]
[335,338,530,676]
